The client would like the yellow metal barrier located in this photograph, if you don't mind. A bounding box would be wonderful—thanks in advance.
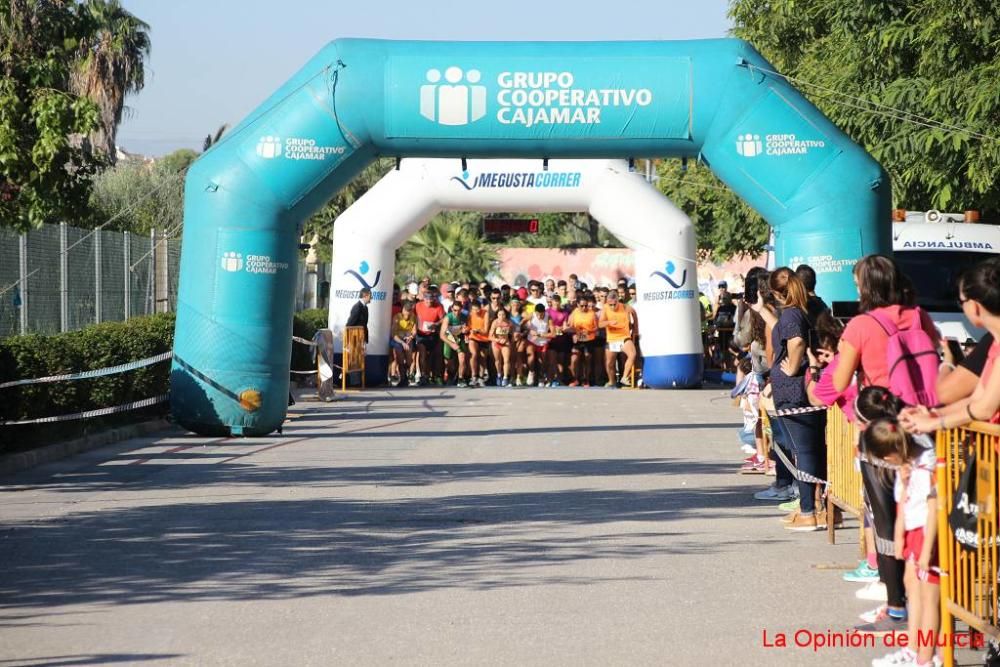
[937,421,1000,667]
[342,326,367,391]
[826,405,864,546]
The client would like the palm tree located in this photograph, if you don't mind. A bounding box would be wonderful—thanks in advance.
[71,0,150,161]
[396,213,498,281]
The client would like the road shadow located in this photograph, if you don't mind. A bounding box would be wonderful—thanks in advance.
[0,466,778,609]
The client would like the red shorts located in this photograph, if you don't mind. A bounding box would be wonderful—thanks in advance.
[903,527,939,584]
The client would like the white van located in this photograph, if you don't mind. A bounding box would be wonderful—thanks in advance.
[892,210,1000,342]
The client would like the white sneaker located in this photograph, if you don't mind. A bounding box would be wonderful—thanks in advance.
[856,581,888,601]
[871,648,915,667]
[741,444,757,456]
[526,371,535,386]
[859,604,887,623]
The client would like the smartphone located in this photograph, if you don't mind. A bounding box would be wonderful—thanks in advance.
[744,274,759,305]
[945,338,965,363]
[831,301,860,320]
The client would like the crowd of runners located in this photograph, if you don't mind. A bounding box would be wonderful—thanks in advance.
[387,276,640,388]
[727,255,1000,667]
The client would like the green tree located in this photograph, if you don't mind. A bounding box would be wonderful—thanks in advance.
[729,0,1000,217]
[655,159,768,260]
[396,212,498,282]
[0,0,103,232]
[89,158,185,234]
[304,158,394,262]
[71,0,150,160]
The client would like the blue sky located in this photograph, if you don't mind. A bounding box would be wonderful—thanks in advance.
[118,0,733,156]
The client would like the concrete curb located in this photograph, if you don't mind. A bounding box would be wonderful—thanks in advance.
[0,419,175,476]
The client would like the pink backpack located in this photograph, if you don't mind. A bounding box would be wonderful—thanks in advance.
[867,309,939,407]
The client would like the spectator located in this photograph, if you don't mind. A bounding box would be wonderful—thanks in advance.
[795,264,830,326]
[902,256,1000,433]
[346,287,371,342]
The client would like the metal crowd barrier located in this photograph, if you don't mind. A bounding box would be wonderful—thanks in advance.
[937,421,1000,667]
[342,326,367,391]
[825,405,864,546]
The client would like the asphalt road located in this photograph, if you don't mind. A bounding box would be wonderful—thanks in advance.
[0,387,982,666]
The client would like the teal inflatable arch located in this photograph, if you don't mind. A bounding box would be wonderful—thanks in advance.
[172,38,891,436]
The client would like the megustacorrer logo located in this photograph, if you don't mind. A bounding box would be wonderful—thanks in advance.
[420,67,487,126]
[650,261,688,289]
[221,252,243,272]
[256,136,282,159]
[736,133,763,158]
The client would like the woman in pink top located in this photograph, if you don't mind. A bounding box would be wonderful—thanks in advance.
[902,257,1000,433]
[832,255,940,394]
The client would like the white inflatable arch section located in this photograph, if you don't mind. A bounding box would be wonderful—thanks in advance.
[328,158,703,388]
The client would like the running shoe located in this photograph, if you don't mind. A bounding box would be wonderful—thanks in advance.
[457,380,468,388]
[843,560,880,583]
[871,648,916,667]
[778,498,800,512]
[753,484,796,501]
[604,382,617,388]
[855,581,888,601]
[526,371,535,386]
[739,456,767,474]
[582,382,590,388]
[568,380,580,387]
[741,444,758,456]
[550,380,561,387]
[501,377,510,387]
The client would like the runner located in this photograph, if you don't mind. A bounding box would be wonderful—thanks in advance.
[468,298,491,387]
[567,295,599,387]
[546,294,571,386]
[508,298,527,385]
[414,290,445,385]
[599,289,639,387]
[525,303,554,386]
[389,299,416,386]
[440,300,470,387]
[489,306,514,387]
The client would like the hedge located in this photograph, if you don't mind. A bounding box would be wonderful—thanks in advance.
[0,309,328,453]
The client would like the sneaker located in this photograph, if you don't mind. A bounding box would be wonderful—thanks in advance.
[778,498,800,512]
[582,382,590,388]
[432,377,444,386]
[844,560,880,583]
[604,382,617,388]
[527,371,535,386]
[855,581,888,601]
[855,612,907,636]
[859,604,887,624]
[501,377,510,387]
[871,648,916,667]
[816,508,844,529]
[753,484,796,501]
[568,380,580,387]
[739,456,767,474]
[457,380,468,388]
[550,380,561,387]
[741,444,758,456]
[784,512,820,532]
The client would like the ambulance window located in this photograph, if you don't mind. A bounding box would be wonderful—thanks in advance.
[895,250,994,313]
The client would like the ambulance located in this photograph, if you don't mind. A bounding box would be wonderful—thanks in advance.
[892,209,1000,342]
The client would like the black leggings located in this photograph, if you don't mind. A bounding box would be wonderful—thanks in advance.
[861,460,906,608]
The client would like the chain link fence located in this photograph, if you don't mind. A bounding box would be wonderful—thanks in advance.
[0,223,178,338]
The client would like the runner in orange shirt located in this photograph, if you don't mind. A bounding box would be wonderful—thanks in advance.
[566,295,599,387]
[467,298,491,387]
[598,290,639,387]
